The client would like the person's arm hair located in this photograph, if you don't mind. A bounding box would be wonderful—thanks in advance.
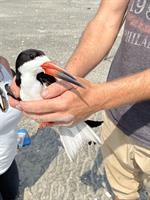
[88,69,150,113]
[65,0,130,77]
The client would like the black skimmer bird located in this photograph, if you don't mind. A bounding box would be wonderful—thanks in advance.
[6,49,102,160]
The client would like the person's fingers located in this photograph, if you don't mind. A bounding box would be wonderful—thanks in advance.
[41,80,74,99]
[17,96,68,113]
[24,112,74,123]
[10,94,68,114]
[8,96,22,110]
[9,86,77,113]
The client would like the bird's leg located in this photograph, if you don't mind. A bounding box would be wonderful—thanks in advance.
[39,122,54,128]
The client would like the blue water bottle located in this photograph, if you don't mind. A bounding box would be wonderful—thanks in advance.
[16,128,31,148]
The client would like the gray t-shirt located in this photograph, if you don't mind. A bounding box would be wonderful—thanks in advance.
[107,0,150,147]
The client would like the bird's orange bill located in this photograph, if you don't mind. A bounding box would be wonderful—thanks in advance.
[41,61,84,88]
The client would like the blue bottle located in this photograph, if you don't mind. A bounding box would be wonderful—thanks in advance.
[16,128,31,148]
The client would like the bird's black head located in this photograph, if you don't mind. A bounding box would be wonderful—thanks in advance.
[16,49,45,69]
[15,49,45,86]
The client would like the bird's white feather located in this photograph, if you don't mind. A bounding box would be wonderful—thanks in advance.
[58,122,101,161]
[19,55,50,100]
[19,55,50,74]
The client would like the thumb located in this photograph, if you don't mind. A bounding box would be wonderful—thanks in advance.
[41,80,73,99]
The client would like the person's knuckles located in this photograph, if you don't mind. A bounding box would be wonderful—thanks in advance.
[56,96,71,112]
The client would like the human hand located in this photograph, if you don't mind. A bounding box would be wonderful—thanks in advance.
[9,77,99,127]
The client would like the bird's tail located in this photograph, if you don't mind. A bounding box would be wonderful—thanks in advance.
[58,122,101,161]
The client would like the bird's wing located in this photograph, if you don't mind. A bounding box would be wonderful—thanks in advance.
[36,72,56,86]
[85,119,103,128]
[58,122,102,161]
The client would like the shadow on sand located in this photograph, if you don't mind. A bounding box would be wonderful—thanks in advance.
[16,127,62,200]
[80,148,113,197]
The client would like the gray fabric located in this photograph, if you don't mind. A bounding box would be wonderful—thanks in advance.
[107,0,150,147]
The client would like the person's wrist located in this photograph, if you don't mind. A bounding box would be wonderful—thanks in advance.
[88,82,107,113]
[65,64,86,78]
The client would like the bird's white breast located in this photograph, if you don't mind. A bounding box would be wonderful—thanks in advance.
[20,72,43,101]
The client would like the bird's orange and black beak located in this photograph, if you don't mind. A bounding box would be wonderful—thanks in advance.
[41,61,84,88]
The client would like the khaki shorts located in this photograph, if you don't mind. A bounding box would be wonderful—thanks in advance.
[101,112,150,199]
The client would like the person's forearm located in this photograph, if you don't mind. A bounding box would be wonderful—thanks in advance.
[90,69,150,112]
[66,20,120,77]
[65,4,127,77]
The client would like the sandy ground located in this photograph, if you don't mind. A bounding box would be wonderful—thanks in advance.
[0,0,142,200]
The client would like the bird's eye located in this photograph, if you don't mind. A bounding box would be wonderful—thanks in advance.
[29,54,35,60]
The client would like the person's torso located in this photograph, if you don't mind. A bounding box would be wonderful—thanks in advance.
[107,0,150,147]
